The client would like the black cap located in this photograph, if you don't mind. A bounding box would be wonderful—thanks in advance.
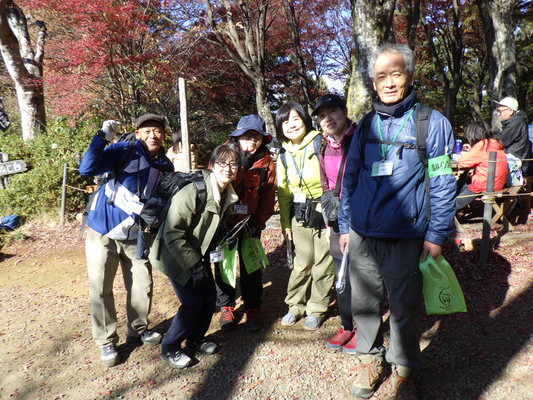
[135,113,165,129]
[312,94,346,116]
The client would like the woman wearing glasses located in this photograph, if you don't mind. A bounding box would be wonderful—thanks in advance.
[276,101,334,331]
[149,144,240,369]
[215,115,276,332]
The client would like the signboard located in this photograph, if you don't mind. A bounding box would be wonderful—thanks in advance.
[0,160,27,177]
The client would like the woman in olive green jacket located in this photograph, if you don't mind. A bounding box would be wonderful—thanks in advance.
[149,144,240,369]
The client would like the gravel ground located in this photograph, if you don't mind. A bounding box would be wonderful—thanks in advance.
[1,214,533,400]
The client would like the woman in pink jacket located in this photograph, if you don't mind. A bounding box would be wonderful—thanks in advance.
[314,95,358,353]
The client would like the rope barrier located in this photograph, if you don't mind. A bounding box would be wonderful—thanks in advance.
[64,184,92,193]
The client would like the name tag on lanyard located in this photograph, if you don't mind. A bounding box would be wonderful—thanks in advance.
[234,204,248,214]
[371,160,393,177]
[210,249,225,263]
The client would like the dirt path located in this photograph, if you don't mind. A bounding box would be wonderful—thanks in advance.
[1,217,533,400]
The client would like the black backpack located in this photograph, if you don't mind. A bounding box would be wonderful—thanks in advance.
[139,171,207,234]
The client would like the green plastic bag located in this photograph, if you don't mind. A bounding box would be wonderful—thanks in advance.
[242,235,269,274]
[419,254,467,315]
[219,240,239,288]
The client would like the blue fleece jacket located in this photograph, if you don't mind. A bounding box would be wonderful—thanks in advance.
[337,90,456,246]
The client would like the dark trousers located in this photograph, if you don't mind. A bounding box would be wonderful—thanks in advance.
[214,238,263,310]
[161,270,217,354]
[348,229,424,369]
[330,230,353,331]
[332,257,354,331]
[456,182,480,212]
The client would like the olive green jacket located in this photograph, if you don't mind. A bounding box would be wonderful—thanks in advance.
[149,170,239,286]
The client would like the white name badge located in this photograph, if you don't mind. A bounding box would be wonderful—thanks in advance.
[210,250,224,263]
[293,193,307,203]
[371,161,393,177]
[128,199,144,215]
[234,204,248,214]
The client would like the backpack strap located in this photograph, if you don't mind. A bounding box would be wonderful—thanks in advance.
[415,104,432,221]
[361,106,432,220]
[280,134,323,191]
[332,142,351,197]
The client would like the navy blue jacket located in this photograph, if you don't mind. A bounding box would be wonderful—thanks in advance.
[79,135,173,240]
[337,91,456,246]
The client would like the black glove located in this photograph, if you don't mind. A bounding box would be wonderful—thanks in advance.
[225,235,238,251]
[190,262,208,288]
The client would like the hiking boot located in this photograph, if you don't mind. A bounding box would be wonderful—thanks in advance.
[391,366,419,400]
[302,315,322,331]
[351,355,385,399]
[185,339,218,355]
[342,330,358,354]
[281,312,297,326]
[326,327,354,350]
[127,330,162,346]
[219,306,236,331]
[160,350,192,369]
[245,308,263,331]
[100,344,119,367]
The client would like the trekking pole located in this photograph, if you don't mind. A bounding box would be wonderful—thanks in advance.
[60,163,68,226]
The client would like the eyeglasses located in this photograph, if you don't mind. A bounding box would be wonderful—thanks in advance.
[216,161,239,170]
[138,128,164,136]
[497,108,509,115]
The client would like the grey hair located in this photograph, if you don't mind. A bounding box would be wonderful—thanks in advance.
[368,43,415,79]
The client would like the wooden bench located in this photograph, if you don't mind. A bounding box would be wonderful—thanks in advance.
[487,185,521,231]
[454,185,521,233]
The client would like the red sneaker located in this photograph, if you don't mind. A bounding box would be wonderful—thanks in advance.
[342,329,358,354]
[219,306,236,331]
[326,327,354,350]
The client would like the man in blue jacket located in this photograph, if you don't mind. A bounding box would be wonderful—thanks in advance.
[338,44,456,399]
[79,114,174,367]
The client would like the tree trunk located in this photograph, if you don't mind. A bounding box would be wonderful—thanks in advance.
[403,0,421,50]
[421,0,463,126]
[477,0,517,128]
[347,0,396,122]
[203,0,276,135]
[0,0,46,140]
[283,0,313,115]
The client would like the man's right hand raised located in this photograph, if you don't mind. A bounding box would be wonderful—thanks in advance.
[98,120,119,143]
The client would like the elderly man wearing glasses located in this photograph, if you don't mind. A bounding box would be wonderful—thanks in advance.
[494,97,532,175]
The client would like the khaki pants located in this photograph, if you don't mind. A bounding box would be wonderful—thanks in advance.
[86,228,153,347]
[285,217,334,318]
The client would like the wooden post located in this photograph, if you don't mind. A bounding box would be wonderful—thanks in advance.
[480,152,496,264]
[179,77,191,172]
[60,163,68,226]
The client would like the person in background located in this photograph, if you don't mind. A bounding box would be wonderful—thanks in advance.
[337,43,456,399]
[313,94,358,353]
[79,114,174,368]
[493,97,531,175]
[455,121,508,213]
[276,101,334,331]
[215,115,276,332]
[167,130,199,172]
[149,144,240,369]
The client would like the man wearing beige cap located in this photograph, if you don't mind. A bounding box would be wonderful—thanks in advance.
[494,97,531,174]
